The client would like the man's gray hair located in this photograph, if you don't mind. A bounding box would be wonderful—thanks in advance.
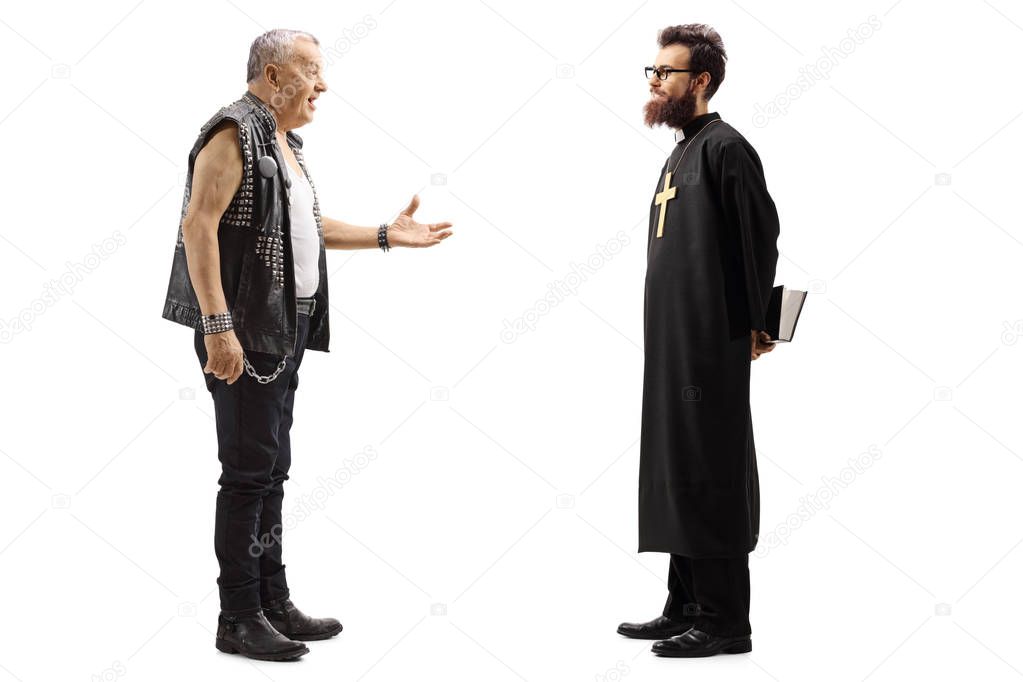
[246,29,319,84]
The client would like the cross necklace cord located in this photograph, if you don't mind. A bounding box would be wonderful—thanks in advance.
[654,118,723,238]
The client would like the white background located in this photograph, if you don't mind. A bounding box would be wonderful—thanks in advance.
[1,0,1021,680]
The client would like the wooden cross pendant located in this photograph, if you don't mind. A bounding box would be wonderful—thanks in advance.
[655,171,677,238]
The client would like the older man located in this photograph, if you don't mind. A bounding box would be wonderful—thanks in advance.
[162,28,452,661]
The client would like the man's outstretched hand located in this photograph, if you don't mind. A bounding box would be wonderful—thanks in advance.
[387,195,454,247]
[751,329,775,361]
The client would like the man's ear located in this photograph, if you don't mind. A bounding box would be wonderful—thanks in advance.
[696,72,712,99]
[263,63,280,91]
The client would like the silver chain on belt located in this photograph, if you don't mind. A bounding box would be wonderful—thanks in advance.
[242,353,289,384]
[209,300,312,384]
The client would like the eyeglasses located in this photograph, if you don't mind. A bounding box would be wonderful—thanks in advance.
[645,66,696,81]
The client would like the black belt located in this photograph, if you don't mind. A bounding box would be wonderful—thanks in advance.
[297,296,316,317]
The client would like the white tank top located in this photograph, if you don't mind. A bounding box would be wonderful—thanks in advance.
[286,160,320,298]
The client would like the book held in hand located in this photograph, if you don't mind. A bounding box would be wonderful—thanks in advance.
[765,285,806,343]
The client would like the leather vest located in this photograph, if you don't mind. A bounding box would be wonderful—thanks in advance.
[161,91,330,357]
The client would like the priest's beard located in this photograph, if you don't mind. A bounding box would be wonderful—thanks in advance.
[644,82,698,129]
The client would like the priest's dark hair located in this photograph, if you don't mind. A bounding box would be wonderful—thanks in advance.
[657,24,727,100]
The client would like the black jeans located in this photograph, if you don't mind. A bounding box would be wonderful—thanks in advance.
[662,554,752,637]
[194,311,310,615]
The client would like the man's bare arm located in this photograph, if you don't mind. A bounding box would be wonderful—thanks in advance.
[182,122,242,315]
[181,121,246,384]
[321,216,379,249]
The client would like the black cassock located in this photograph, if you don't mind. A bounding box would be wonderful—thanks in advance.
[639,112,779,558]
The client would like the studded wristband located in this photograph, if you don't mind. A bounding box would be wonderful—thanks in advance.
[200,311,234,335]
[378,223,391,252]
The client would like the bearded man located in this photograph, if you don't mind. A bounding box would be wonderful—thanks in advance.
[161,28,453,661]
[616,24,780,658]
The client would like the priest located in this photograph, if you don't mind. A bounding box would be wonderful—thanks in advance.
[616,24,780,658]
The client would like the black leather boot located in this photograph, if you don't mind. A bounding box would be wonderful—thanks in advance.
[617,615,694,640]
[215,610,310,661]
[262,597,343,641]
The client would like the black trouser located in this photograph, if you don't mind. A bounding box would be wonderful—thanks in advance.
[193,309,311,615]
[662,554,751,637]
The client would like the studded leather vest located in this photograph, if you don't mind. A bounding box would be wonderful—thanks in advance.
[161,91,330,357]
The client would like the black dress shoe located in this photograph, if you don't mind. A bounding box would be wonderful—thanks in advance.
[617,615,694,640]
[651,628,752,657]
[215,611,310,661]
[262,597,343,641]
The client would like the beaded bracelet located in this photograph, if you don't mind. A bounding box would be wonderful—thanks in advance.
[378,223,391,252]
[200,311,233,335]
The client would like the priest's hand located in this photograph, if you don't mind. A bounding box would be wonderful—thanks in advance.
[751,330,775,361]
[387,195,454,248]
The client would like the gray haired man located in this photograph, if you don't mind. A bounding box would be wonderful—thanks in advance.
[162,28,453,660]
